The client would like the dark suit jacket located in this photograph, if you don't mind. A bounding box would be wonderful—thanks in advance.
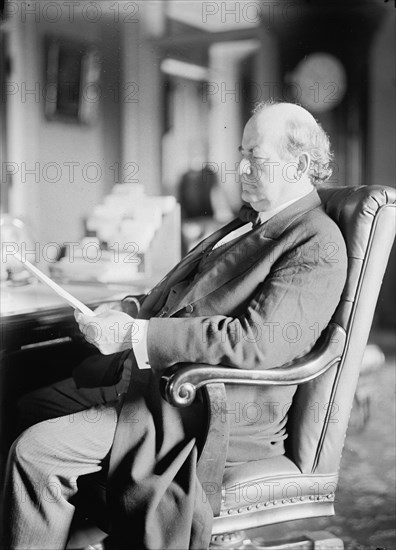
[75,190,347,549]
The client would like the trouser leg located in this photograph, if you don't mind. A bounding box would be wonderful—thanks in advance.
[17,377,121,432]
[2,403,118,550]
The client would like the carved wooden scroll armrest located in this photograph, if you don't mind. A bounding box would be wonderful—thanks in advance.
[160,323,346,408]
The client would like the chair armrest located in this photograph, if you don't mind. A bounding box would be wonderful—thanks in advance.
[160,323,346,407]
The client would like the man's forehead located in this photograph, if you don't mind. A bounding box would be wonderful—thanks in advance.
[251,109,283,134]
[242,114,280,150]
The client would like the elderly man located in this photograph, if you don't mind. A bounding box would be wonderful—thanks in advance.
[2,101,347,549]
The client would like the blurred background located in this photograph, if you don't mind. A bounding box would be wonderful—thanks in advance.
[0,1,395,547]
[0,0,394,326]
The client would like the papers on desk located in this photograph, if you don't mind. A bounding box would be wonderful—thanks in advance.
[51,250,145,284]
[13,253,95,316]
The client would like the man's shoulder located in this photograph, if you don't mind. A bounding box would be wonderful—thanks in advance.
[290,200,345,243]
[282,201,348,268]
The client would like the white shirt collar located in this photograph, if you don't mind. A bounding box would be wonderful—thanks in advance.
[256,188,314,224]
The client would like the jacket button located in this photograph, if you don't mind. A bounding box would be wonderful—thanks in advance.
[185,304,194,313]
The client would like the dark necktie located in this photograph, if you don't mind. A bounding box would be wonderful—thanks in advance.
[238,204,261,226]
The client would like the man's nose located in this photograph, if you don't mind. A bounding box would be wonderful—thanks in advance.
[239,158,253,177]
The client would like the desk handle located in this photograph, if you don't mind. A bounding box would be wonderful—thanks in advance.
[20,336,73,351]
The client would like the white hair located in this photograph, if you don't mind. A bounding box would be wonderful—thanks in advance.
[253,100,334,185]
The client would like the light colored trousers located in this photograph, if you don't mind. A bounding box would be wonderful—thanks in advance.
[2,378,121,550]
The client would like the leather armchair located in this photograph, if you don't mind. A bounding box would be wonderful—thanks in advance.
[68,185,396,549]
[161,185,396,547]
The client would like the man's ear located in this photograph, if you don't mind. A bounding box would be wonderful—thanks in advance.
[298,152,311,176]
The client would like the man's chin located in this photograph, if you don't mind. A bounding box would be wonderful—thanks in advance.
[241,190,259,204]
[242,195,268,212]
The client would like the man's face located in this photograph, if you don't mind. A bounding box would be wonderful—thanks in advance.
[239,111,297,212]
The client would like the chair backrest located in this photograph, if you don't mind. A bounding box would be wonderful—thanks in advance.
[287,185,396,475]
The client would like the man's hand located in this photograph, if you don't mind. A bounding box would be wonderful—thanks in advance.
[75,303,136,355]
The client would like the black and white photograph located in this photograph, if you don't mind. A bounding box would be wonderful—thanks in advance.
[0,1,395,549]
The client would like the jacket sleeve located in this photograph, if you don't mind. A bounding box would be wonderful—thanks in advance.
[121,293,147,316]
[73,349,130,388]
[146,235,347,372]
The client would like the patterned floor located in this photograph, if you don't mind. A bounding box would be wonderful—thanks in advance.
[248,346,396,550]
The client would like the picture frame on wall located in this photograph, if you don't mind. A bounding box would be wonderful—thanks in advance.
[44,37,101,124]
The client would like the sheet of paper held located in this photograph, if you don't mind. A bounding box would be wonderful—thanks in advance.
[13,252,95,316]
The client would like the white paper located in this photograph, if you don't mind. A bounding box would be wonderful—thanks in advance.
[13,253,95,316]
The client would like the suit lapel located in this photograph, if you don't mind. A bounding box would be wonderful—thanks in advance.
[138,217,244,316]
[162,217,244,291]
[259,189,321,239]
[167,190,322,316]
[167,224,273,316]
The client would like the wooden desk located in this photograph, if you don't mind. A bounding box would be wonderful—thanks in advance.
[1,280,149,351]
[0,199,181,483]
[0,279,150,475]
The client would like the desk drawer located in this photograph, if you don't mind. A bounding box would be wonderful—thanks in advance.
[1,311,83,351]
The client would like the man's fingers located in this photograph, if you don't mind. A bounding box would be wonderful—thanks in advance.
[74,310,83,323]
[79,319,102,344]
[94,303,112,315]
[74,310,92,324]
[74,308,133,355]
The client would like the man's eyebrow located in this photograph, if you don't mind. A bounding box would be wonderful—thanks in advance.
[238,145,268,158]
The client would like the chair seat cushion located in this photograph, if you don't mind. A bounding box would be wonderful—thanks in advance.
[75,454,338,528]
[220,455,337,513]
